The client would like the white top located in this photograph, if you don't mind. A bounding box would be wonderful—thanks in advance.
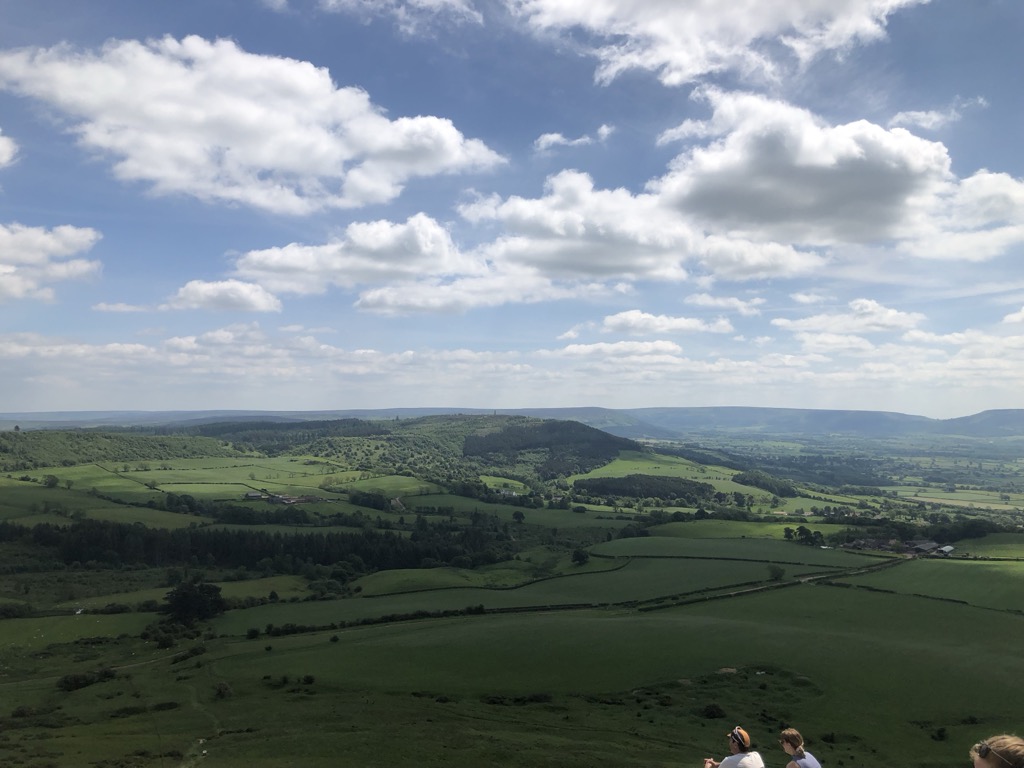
[720,752,765,768]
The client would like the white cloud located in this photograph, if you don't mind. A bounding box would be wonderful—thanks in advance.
[164,280,283,312]
[773,298,925,334]
[654,88,953,245]
[601,309,733,335]
[791,291,829,305]
[533,124,615,153]
[318,0,482,32]
[794,332,875,353]
[0,222,101,301]
[557,322,592,340]
[235,213,480,295]
[699,236,824,280]
[460,170,696,280]
[685,293,765,316]
[509,0,929,86]
[1003,307,1024,324]
[889,96,987,131]
[652,89,1024,262]
[0,36,504,214]
[547,340,684,358]
[0,128,16,167]
[534,132,592,152]
[355,265,608,314]
[93,302,147,312]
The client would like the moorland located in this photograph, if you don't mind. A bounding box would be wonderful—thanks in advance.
[0,409,1022,768]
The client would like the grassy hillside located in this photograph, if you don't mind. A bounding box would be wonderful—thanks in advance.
[1,414,1022,767]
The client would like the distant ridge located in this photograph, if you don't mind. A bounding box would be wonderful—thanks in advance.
[1,406,1023,440]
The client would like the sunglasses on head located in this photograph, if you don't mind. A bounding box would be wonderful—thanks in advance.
[976,743,1013,767]
[730,728,745,746]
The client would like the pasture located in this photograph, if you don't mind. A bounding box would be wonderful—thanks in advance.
[213,556,834,636]
[959,532,1024,557]
[591,535,880,568]
[837,557,1024,611]
[649,518,866,542]
[4,582,1019,767]
[410,493,636,529]
[571,450,750,493]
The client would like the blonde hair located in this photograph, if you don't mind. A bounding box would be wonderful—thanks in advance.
[779,728,806,757]
[971,735,1024,768]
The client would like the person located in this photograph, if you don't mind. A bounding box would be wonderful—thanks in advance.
[703,726,764,768]
[970,735,1024,768]
[778,728,821,768]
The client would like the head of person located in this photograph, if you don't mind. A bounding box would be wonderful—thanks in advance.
[779,728,805,757]
[970,735,1024,768]
[728,726,752,754]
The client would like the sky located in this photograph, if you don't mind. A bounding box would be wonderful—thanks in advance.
[0,0,1022,419]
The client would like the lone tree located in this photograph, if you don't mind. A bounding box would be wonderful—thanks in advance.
[164,581,227,625]
[571,548,590,566]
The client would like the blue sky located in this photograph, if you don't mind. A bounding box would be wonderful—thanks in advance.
[0,0,1022,418]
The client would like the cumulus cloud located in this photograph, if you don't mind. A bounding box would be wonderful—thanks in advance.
[791,291,829,305]
[651,89,1024,261]
[547,340,684,358]
[93,302,147,312]
[685,293,765,316]
[1003,307,1024,324]
[235,213,480,295]
[0,128,16,167]
[889,96,987,131]
[773,298,925,334]
[533,123,615,153]
[164,280,283,312]
[601,309,733,335]
[355,265,608,314]
[793,332,875,353]
[654,88,953,245]
[509,0,928,86]
[0,222,101,301]
[460,170,696,280]
[0,36,503,214]
[319,0,483,32]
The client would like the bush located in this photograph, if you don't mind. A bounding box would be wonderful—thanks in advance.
[700,703,727,719]
[57,667,115,692]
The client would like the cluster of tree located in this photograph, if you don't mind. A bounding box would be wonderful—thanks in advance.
[732,469,799,497]
[347,490,391,511]
[0,515,513,575]
[784,525,826,546]
[462,420,640,479]
[445,479,545,508]
[164,581,227,624]
[573,474,716,506]
[654,444,749,471]
[0,430,236,471]
[153,418,391,455]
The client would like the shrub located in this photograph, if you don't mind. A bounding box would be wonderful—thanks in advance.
[700,703,726,719]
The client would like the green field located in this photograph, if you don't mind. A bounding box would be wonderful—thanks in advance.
[591,535,880,567]
[2,417,1023,767]
[571,450,751,494]
[4,583,1018,767]
[650,519,866,542]
[52,575,309,611]
[410,493,636,529]
[955,532,1024,557]
[837,558,1024,611]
